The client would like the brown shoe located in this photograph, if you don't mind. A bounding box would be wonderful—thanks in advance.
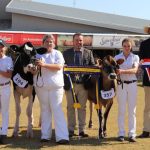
[138,131,149,138]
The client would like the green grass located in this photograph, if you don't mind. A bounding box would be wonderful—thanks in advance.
[0,83,150,150]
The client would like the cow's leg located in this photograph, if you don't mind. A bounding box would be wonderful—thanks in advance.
[88,101,93,128]
[12,91,21,137]
[97,108,103,139]
[26,95,34,138]
[103,101,113,137]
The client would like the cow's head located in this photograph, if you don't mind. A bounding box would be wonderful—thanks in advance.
[20,42,36,57]
[97,55,119,80]
[98,55,124,80]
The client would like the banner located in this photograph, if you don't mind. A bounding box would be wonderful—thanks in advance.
[92,35,126,48]
[0,32,57,46]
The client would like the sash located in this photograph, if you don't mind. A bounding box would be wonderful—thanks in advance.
[64,66,101,109]
[64,66,101,75]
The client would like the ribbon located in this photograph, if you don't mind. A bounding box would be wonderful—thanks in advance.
[66,74,81,109]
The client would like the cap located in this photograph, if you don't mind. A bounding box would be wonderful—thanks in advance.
[0,39,6,47]
[144,26,150,34]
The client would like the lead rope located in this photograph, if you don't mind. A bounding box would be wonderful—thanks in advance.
[36,67,44,88]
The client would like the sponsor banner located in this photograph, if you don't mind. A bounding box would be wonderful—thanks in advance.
[57,35,93,47]
[0,33,21,44]
[0,32,57,46]
[92,35,126,48]
[57,35,73,46]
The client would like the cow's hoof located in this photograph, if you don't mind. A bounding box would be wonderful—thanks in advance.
[88,120,93,128]
[103,131,107,137]
[12,132,19,137]
[26,131,33,138]
[98,133,104,139]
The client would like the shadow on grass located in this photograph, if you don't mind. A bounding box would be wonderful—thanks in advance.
[1,129,59,149]
[68,136,131,146]
[0,129,131,149]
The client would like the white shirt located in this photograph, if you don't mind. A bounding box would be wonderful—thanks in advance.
[34,49,65,89]
[0,55,13,84]
[114,52,139,81]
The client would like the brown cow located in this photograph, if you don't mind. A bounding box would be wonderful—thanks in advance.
[87,55,123,139]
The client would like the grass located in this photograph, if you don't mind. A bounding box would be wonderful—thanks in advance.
[0,82,150,150]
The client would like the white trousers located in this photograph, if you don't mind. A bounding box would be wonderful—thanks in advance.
[35,86,69,142]
[0,85,11,135]
[117,82,137,138]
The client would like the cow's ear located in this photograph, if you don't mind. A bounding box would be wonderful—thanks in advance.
[36,47,47,54]
[116,58,124,65]
[9,45,20,52]
[97,59,102,66]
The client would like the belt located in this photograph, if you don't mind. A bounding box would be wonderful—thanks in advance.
[118,80,137,84]
[0,81,10,86]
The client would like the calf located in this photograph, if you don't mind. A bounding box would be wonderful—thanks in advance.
[88,55,122,140]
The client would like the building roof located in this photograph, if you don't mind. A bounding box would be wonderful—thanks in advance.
[6,0,150,34]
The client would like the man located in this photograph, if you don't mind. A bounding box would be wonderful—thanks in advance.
[139,26,150,138]
[63,33,95,138]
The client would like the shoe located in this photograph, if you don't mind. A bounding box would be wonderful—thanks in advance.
[79,132,89,138]
[138,131,149,138]
[117,136,124,142]
[69,131,76,138]
[0,135,6,145]
[57,139,69,144]
[129,136,136,142]
[40,139,50,142]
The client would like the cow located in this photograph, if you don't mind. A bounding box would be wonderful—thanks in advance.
[8,42,47,138]
[87,55,124,140]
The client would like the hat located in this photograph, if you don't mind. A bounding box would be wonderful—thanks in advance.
[0,39,6,47]
[144,26,150,34]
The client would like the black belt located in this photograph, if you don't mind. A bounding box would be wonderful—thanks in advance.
[0,81,10,86]
[123,80,137,84]
[118,80,137,84]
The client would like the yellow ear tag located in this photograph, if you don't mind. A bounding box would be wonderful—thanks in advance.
[73,103,81,109]
[94,104,100,110]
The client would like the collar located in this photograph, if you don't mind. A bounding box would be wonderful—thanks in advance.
[120,52,133,58]
[74,47,84,53]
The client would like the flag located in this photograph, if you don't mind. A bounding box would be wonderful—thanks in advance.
[141,59,150,81]
[141,59,150,68]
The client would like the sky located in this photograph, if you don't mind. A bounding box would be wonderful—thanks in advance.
[33,0,150,20]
